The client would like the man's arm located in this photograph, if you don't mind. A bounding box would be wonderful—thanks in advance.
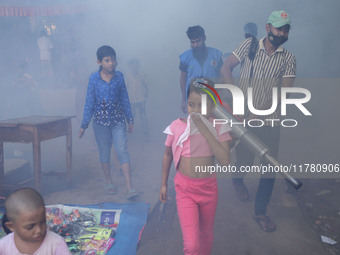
[281,77,294,89]
[180,71,187,113]
[220,53,240,84]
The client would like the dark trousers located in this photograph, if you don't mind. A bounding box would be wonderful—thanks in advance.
[233,126,281,215]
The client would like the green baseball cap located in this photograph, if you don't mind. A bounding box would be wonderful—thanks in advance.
[267,10,291,28]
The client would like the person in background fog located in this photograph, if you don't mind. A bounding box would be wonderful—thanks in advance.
[0,61,42,120]
[244,22,258,39]
[37,29,54,82]
[12,61,42,116]
[221,10,296,232]
[179,25,223,113]
[125,58,149,141]
[222,22,258,64]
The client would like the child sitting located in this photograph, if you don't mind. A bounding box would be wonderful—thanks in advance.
[0,188,71,255]
[160,79,231,255]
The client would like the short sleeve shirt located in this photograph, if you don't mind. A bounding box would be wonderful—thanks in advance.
[179,47,223,99]
[233,37,296,123]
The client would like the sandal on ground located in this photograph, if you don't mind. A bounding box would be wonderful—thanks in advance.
[127,189,139,200]
[232,181,249,201]
[253,215,276,232]
[105,184,117,195]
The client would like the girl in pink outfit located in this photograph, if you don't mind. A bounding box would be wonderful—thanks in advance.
[160,80,231,255]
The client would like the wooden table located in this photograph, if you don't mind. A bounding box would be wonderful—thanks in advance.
[0,116,74,195]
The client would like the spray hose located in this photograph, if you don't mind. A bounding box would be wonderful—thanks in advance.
[213,103,302,190]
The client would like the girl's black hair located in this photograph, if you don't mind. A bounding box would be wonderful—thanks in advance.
[187,78,216,104]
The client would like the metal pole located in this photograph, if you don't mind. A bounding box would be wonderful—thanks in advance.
[213,104,302,190]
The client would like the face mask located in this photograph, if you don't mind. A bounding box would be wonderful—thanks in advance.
[268,31,288,47]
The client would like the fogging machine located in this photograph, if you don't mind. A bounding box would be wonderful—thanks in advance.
[213,103,302,190]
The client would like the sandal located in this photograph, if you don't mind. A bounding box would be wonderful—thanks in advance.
[253,215,276,232]
[127,189,139,200]
[105,184,117,195]
[232,180,249,201]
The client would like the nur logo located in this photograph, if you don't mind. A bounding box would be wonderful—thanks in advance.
[197,82,311,117]
[196,81,223,115]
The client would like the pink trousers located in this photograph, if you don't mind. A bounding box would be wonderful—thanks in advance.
[174,171,218,255]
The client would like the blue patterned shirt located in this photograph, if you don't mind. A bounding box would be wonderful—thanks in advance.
[81,68,133,129]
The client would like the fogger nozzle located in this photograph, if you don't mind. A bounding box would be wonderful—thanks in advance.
[213,104,302,190]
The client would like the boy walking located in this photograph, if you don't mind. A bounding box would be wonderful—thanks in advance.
[79,45,139,199]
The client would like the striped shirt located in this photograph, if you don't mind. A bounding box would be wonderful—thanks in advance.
[233,37,296,125]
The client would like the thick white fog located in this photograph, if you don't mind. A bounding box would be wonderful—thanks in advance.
[0,0,339,165]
